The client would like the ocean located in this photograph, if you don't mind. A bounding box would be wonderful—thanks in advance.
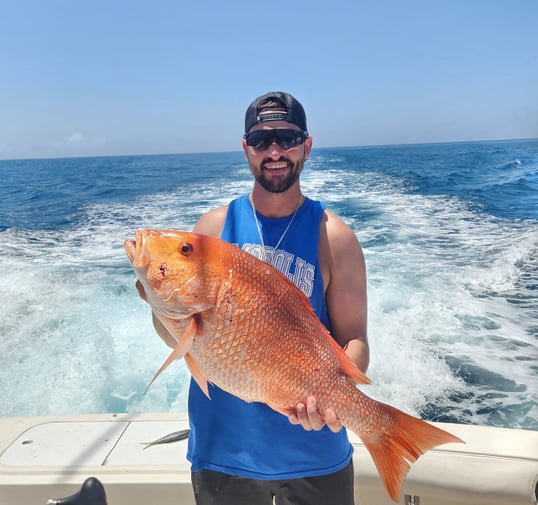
[0,139,537,431]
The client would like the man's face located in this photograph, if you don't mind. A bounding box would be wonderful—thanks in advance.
[242,120,312,194]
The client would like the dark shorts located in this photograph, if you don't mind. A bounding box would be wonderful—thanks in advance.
[191,459,355,505]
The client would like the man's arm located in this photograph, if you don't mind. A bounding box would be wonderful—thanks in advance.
[323,210,369,373]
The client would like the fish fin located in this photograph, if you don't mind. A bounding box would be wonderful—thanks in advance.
[145,316,199,393]
[265,402,295,417]
[324,332,371,385]
[358,403,464,502]
[185,352,211,399]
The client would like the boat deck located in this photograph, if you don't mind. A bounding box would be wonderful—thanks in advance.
[0,413,536,505]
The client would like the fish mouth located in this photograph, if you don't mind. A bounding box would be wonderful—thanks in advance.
[124,230,147,267]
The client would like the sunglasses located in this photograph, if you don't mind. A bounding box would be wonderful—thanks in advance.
[244,129,308,150]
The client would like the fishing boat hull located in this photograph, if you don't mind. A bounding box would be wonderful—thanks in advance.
[0,413,536,505]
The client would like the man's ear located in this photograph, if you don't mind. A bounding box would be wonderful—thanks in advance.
[304,135,313,160]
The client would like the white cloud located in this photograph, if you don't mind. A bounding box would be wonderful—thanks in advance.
[68,133,84,144]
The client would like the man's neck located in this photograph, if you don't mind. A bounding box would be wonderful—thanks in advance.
[250,183,304,218]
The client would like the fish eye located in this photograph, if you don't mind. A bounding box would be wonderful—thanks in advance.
[179,242,193,256]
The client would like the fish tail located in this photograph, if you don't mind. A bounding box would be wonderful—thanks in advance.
[357,403,464,502]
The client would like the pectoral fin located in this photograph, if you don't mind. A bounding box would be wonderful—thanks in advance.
[185,352,211,399]
[145,316,199,393]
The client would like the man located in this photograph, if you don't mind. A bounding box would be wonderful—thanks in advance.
[150,91,368,505]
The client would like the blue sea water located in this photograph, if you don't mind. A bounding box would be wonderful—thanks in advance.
[0,139,537,431]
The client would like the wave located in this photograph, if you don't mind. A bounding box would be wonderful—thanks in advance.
[0,144,536,430]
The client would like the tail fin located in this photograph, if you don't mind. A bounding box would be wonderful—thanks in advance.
[359,404,464,502]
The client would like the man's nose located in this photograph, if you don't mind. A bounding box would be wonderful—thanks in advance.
[267,141,284,158]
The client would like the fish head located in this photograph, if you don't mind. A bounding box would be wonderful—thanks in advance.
[124,230,223,319]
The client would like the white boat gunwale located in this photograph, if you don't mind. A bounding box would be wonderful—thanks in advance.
[0,413,537,505]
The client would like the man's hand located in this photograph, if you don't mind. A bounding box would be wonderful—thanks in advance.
[134,280,178,349]
[135,280,147,302]
[288,395,343,433]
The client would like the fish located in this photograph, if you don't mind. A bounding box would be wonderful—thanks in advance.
[124,229,463,502]
[142,429,190,449]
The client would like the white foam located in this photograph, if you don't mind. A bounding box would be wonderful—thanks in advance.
[0,160,536,429]
[301,165,538,425]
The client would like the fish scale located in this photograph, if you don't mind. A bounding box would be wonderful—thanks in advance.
[125,229,464,502]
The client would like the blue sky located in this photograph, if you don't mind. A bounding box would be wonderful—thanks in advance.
[1,1,537,159]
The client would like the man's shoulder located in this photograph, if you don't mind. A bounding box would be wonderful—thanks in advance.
[321,209,355,239]
[194,205,229,237]
[320,209,363,265]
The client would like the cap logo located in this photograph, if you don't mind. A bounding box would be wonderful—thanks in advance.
[256,112,290,123]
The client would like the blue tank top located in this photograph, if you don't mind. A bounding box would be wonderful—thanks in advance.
[186,194,353,479]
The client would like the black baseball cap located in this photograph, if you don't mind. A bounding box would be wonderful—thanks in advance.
[244,91,308,134]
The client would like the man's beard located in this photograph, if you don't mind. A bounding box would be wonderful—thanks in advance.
[253,157,303,193]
